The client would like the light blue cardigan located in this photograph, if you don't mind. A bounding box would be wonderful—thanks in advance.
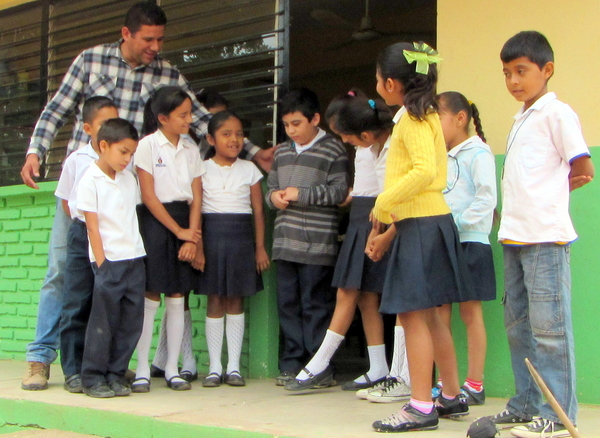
[444,136,497,244]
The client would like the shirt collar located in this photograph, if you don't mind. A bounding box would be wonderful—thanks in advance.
[448,135,481,157]
[76,142,100,159]
[514,91,556,120]
[393,107,407,123]
[112,39,163,70]
[90,161,123,183]
[155,129,192,151]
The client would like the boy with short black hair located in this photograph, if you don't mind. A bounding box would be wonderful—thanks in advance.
[78,118,146,398]
[266,88,349,387]
[55,96,119,394]
[489,31,594,437]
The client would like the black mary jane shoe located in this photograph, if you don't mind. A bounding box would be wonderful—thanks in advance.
[180,370,198,383]
[166,375,191,391]
[341,374,387,391]
[284,366,334,391]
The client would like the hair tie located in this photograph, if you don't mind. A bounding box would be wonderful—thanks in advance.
[368,99,376,109]
[403,42,443,75]
[347,91,356,97]
[468,100,473,106]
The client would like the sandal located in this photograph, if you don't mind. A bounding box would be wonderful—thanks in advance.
[202,372,222,388]
[131,377,150,393]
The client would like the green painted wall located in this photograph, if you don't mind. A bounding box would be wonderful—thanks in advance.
[1,152,598,401]
[0,182,280,378]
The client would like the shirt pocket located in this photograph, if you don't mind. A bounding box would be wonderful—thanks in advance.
[519,137,550,169]
[87,73,116,98]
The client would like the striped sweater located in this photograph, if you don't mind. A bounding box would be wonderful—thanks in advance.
[265,133,349,266]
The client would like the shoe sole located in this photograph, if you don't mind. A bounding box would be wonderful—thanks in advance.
[367,395,410,403]
[131,385,150,393]
[440,411,469,419]
[373,424,439,432]
[22,383,48,391]
[63,385,83,393]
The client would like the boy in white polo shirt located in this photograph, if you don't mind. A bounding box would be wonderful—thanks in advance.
[77,118,146,398]
[55,96,118,394]
[489,31,594,438]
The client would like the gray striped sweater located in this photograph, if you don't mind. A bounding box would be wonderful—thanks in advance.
[265,133,349,266]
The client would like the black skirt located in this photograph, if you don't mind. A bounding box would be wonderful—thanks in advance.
[380,214,477,314]
[195,213,263,297]
[137,202,197,295]
[461,241,496,301]
[332,197,388,293]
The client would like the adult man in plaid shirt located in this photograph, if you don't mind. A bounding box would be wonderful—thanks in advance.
[20,1,273,391]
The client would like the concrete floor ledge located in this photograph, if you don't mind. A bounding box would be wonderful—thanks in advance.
[1,360,599,438]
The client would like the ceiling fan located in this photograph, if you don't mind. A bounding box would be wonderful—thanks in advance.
[311,0,428,50]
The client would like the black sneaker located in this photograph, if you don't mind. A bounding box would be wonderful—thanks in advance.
[275,371,296,386]
[372,403,439,433]
[435,393,469,418]
[83,382,115,398]
[461,385,486,405]
[63,374,83,393]
[487,409,533,428]
[510,418,573,438]
[109,379,131,396]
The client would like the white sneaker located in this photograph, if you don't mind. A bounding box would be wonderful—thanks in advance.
[356,376,396,399]
[367,377,411,403]
[511,418,573,438]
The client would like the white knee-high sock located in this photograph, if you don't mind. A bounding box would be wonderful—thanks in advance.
[151,310,168,370]
[390,325,410,385]
[181,310,196,374]
[297,330,344,380]
[134,298,160,380]
[205,316,224,375]
[164,296,184,380]
[354,344,389,383]
[225,313,245,374]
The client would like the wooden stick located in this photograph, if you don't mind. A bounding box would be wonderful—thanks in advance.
[525,358,581,438]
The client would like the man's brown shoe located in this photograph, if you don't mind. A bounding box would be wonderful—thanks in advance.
[22,361,50,390]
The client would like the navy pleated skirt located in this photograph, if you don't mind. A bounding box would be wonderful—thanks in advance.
[332,197,388,293]
[380,213,476,314]
[137,201,196,295]
[461,241,496,301]
[195,213,263,297]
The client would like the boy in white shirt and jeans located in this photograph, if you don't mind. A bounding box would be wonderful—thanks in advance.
[490,31,594,438]
[77,118,146,398]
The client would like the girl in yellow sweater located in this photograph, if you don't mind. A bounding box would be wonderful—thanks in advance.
[369,42,476,433]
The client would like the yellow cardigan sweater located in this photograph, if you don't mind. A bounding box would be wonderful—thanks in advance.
[373,110,450,224]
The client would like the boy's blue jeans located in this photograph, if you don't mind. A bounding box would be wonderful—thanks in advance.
[26,199,72,365]
[503,243,577,425]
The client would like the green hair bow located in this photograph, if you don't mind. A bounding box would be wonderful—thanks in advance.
[403,42,442,75]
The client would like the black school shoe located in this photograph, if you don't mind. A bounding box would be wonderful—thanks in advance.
[64,374,83,393]
[275,370,295,386]
[372,403,439,433]
[435,393,469,418]
[284,366,334,391]
[150,364,165,378]
[83,382,115,398]
[341,374,387,391]
[109,379,132,397]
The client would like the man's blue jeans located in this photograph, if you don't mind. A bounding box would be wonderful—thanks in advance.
[503,243,577,424]
[26,199,72,364]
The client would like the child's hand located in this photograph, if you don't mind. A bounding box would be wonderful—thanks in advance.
[338,189,352,207]
[570,175,593,191]
[191,240,205,271]
[282,187,299,202]
[253,146,277,173]
[176,227,201,244]
[255,247,270,273]
[367,233,393,262]
[270,190,289,210]
[178,242,196,262]
[365,226,381,257]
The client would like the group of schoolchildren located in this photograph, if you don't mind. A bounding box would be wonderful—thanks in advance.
[52,29,592,438]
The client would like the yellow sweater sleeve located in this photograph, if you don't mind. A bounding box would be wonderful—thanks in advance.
[373,112,450,223]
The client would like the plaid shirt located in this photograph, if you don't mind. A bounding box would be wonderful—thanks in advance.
[28,41,259,160]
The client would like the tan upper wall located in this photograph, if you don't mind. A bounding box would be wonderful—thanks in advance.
[437,0,600,153]
[0,0,33,9]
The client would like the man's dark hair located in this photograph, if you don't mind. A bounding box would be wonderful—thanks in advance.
[196,88,229,111]
[280,88,320,121]
[500,31,554,69]
[98,118,139,145]
[124,1,167,34]
[82,96,117,124]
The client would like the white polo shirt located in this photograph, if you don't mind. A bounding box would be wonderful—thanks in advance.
[351,136,390,197]
[202,158,263,214]
[134,130,206,203]
[498,92,590,243]
[77,163,146,262]
[55,142,99,221]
